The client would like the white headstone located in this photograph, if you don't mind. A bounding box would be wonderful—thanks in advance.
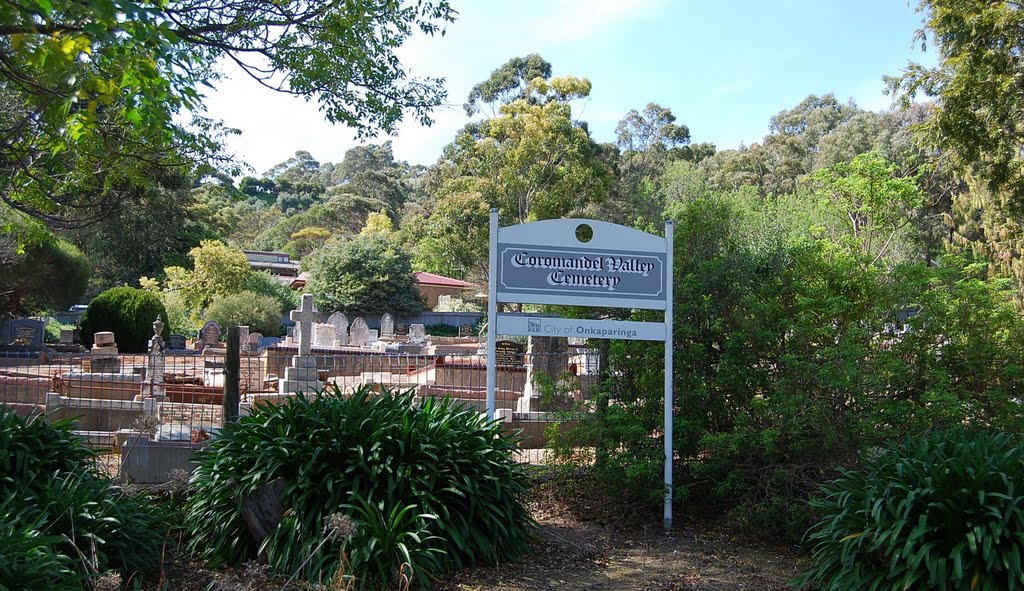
[327,312,349,345]
[380,313,395,338]
[409,324,427,344]
[368,329,379,343]
[94,331,116,347]
[350,317,370,347]
[290,294,318,357]
[313,323,336,349]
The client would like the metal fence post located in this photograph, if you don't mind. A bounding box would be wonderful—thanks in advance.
[224,326,240,424]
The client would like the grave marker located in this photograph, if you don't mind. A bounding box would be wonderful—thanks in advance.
[380,313,395,338]
[200,321,222,348]
[327,312,349,346]
[349,318,370,347]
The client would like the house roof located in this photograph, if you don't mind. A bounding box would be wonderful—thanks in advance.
[413,272,477,289]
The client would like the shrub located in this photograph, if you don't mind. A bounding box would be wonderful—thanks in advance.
[185,386,533,588]
[243,270,300,313]
[305,234,423,313]
[797,429,1024,591]
[204,291,284,336]
[44,320,74,344]
[79,286,169,353]
[0,410,170,588]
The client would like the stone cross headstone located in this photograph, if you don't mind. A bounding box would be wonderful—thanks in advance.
[408,324,427,344]
[290,294,318,356]
[349,317,370,347]
[313,323,336,349]
[200,321,222,348]
[327,312,349,346]
[380,313,395,338]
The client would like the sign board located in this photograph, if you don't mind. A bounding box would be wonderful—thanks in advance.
[495,315,665,342]
[494,219,669,310]
[494,339,525,366]
[497,245,666,309]
[486,213,676,530]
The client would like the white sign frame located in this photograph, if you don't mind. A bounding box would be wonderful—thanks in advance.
[486,211,675,530]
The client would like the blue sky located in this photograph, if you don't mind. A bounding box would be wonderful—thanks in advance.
[200,0,935,175]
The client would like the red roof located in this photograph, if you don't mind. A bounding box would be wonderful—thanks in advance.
[414,272,477,288]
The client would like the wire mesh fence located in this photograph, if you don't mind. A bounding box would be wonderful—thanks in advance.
[0,340,601,483]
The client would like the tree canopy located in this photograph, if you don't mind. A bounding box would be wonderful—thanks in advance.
[0,0,454,232]
[305,234,422,313]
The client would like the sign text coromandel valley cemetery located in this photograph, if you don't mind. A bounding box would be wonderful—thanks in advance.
[496,244,666,308]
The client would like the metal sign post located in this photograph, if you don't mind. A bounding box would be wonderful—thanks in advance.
[486,211,676,529]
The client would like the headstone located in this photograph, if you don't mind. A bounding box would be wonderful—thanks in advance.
[168,334,187,350]
[289,294,318,357]
[349,318,370,347]
[144,317,166,399]
[458,325,474,338]
[521,336,570,412]
[248,332,263,351]
[279,294,324,396]
[495,339,525,366]
[380,314,395,338]
[200,321,222,348]
[313,323,336,349]
[368,329,379,343]
[395,324,409,337]
[409,324,427,344]
[90,330,120,373]
[237,326,250,354]
[2,318,44,349]
[327,312,349,346]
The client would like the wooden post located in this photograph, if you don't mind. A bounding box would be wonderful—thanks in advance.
[224,326,240,423]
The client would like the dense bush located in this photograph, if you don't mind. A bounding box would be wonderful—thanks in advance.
[204,290,284,336]
[0,410,170,588]
[244,269,300,313]
[79,286,170,352]
[798,430,1024,591]
[551,195,1024,541]
[185,386,533,588]
[305,234,423,313]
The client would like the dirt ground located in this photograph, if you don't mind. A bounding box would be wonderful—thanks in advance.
[154,482,805,591]
[438,482,805,591]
